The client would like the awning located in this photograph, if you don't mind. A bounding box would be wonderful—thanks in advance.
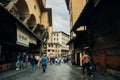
[67,30,89,46]
[74,30,89,48]
[70,0,94,32]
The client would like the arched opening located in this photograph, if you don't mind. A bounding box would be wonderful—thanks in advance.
[28,14,37,29]
[12,0,30,22]
[16,0,29,14]
[34,24,45,37]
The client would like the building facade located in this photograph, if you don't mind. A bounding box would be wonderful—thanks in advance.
[45,27,70,57]
[66,0,87,66]
[52,31,70,57]
[0,0,52,72]
[45,43,62,57]
[66,0,120,77]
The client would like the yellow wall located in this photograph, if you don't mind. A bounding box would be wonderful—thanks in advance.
[42,0,46,7]
[71,0,86,25]
[69,0,87,66]
[25,0,51,29]
[41,11,49,29]
[70,0,86,36]
[25,0,41,24]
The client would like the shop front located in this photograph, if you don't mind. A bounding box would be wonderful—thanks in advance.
[0,5,40,72]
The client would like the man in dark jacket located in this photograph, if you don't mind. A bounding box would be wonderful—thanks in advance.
[41,54,47,72]
[30,55,37,73]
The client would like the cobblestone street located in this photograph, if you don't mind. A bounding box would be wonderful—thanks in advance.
[0,63,119,80]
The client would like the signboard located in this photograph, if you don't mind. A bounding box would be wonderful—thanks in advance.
[17,29,29,47]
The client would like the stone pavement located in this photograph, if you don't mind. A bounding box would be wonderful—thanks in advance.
[0,67,31,80]
[0,63,119,80]
[69,64,120,80]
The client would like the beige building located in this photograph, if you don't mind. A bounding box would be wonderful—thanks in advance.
[45,43,62,57]
[45,27,62,57]
[0,0,52,72]
[45,27,70,57]
[52,31,70,56]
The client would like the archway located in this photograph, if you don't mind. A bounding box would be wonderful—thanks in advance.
[16,0,29,14]
[28,14,37,29]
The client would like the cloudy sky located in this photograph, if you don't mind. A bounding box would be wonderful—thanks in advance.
[46,0,70,34]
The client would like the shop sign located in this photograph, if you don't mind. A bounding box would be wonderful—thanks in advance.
[29,36,37,45]
[17,30,29,47]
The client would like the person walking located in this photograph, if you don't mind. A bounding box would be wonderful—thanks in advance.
[25,55,29,68]
[16,54,21,70]
[55,57,58,65]
[82,51,93,77]
[38,57,41,67]
[41,54,47,72]
[30,55,37,73]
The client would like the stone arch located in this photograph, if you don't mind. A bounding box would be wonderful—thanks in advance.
[28,14,37,29]
[16,0,29,14]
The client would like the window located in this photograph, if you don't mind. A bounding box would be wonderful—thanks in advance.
[52,50,54,52]
[51,45,53,47]
[48,44,50,47]
[48,50,50,52]
[34,5,37,10]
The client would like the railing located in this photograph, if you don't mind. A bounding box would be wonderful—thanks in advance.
[0,0,11,7]
[20,14,31,27]
[10,9,20,19]
[10,9,31,23]
[29,24,37,30]
[5,0,18,11]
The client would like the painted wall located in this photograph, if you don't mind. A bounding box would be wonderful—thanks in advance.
[25,0,42,24]
[71,0,86,25]
[41,11,49,28]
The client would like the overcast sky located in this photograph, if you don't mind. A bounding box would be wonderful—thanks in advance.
[46,0,70,35]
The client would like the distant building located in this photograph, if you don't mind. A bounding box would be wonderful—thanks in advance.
[45,27,70,57]
[45,43,62,57]
[52,31,70,57]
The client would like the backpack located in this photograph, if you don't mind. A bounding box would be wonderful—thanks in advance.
[89,61,96,71]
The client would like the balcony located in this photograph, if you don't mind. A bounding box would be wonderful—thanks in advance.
[29,24,37,30]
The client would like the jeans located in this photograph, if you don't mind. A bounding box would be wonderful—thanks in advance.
[42,64,46,72]
[32,64,36,73]
[82,62,90,75]
[25,60,28,68]
[16,60,20,69]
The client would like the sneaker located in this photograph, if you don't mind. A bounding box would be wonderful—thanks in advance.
[16,68,19,70]
[90,75,93,77]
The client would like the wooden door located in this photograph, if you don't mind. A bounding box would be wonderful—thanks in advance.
[99,49,106,72]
